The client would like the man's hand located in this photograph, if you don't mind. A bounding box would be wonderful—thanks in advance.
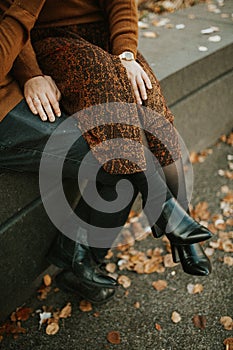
[120,60,152,105]
[24,75,61,122]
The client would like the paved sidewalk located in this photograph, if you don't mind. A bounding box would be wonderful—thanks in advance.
[1,136,232,350]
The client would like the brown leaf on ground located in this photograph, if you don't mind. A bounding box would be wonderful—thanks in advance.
[224,256,233,266]
[37,285,51,300]
[118,275,131,288]
[220,132,233,146]
[171,311,181,323]
[187,283,204,294]
[79,300,92,312]
[11,307,33,322]
[105,250,113,260]
[220,316,233,330]
[43,274,52,287]
[192,315,207,329]
[163,254,178,267]
[222,241,233,253]
[152,280,168,291]
[107,331,121,344]
[59,303,72,319]
[155,323,162,331]
[223,193,233,203]
[105,263,117,274]
[223,337,233,350]
[46,322,59,335]
[134,302,140,309]
[191,201,210,221]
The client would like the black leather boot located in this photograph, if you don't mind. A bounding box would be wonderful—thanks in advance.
[152,197,212,244]
[55,270,115,304]
[72,243,118,288]
[47,233,118,289]
[171,242,212,276]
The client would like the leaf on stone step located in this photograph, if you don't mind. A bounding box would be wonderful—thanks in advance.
[43,274,52,287]
[143,31,158,38]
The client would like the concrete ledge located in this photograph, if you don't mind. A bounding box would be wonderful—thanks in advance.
[139,0,233,149]
[0,0,232,321]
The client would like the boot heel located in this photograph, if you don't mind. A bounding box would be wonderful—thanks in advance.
[171,244,180,263]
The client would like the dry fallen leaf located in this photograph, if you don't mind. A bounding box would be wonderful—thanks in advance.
[118,275,131,288]
[152,280,168,291]
[59,303,72,319]
[79,300,92,312]
[105,263,117,274]
[220,316,233,330]
[143,31,158,38]
[192,315,207,330]
[163,254,178,267]
[107,331,121,345]
[223,337,233,350]
[134,302,140,309]
[11,307,33,322]
[224,256,233,267]
[171,311,181,324]
[43,274,52,287]
[46,322,59,335]
[39,312,52,330]
[187,283,204,294]
[155,323,162,331]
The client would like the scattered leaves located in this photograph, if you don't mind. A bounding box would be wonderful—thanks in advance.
[152,280,168,291]
[155,323,162,331]
[187,283,204,294]
[223,337,233,350]
[59,303,72,319]
[224,256,233,266]
[43,274,52,287]
[118,275,131,289]
[79,300,92,312]
[171,311,181,324]
[46,322,59,335]
[192,315,207,330]
[220,317,233,331]
[107,331,121,345]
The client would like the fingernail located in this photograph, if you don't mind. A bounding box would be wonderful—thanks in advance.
[57,112,61,117]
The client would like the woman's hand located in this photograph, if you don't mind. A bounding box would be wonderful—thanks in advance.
[120,60,152,105]
[24,75,61,122]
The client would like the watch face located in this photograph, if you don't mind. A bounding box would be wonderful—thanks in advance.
[125,52,133,60]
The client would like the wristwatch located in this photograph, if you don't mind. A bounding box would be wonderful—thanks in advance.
[119,51,135,61]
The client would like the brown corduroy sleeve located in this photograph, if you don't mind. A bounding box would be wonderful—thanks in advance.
[102,0,138,57]
[0,0,46,82]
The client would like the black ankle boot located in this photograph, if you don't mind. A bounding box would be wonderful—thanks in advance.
[152,197,212,244]
[47,233,118,289]
[171,242,212,276]
[55,270,115,304]
[72,243,118,289]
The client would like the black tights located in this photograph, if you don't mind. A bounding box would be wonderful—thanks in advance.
[74,157,189,248]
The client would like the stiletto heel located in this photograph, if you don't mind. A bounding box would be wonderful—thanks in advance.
[170,242,212,276]
[171,244,180,263]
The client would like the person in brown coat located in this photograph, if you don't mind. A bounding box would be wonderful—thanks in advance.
[0,0,212,304]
